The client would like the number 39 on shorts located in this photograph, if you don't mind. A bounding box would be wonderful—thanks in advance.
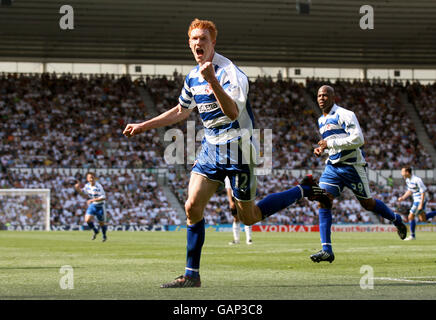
[351,182,364,192]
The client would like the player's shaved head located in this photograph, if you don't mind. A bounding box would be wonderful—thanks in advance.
[318,85,335,96]
[317,85,335,114]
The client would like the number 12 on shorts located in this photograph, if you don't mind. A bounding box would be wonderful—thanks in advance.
[235,173,248,190]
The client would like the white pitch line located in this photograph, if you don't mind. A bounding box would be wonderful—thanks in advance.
[375,277,436,284]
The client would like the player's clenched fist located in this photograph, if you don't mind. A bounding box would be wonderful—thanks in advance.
[123,123,143,137]
[314,139,327,157]
[199,61,216,83]
[314,147,323,157]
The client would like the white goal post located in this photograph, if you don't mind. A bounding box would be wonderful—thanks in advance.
[0,189,51,231]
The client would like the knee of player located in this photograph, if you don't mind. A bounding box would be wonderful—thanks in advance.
[238,215,255,226]
[360,198,376,211]
[184,200,202,219]
[319,201,332,210]
[319,195,333,210]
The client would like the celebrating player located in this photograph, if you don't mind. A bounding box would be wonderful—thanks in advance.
[75,172,108,242]
[398,167,436,240]
[225,176,253,245]
[123,18,327,288]
[311,85,408,263]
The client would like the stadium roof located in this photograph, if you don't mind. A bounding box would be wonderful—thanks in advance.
[1,0,436,68]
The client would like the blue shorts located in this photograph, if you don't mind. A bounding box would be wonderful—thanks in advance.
[319,164,371,199]
[192,138,257,201]
[410,200,427,216]
[86,203,107,222]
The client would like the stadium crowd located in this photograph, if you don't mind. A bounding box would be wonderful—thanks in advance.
[0,73,166,170]
[0,170,180,228]
[406,82,436,150]
[0,73,435,228]
[145,75,434,170]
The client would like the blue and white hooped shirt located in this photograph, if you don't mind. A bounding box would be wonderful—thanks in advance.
[82,182,106,206]
[406,175,427,203]
[318,104,366,166]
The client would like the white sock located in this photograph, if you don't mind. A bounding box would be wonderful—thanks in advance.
[245,225,252,242]
[232,221,240,242]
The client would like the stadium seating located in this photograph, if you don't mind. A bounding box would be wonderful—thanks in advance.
[0,170,180,227]
[0,73,166,169]
[1,73,435,227]
[406,82,436,150]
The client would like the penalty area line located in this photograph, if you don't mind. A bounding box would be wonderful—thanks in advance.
[374,277,436,284]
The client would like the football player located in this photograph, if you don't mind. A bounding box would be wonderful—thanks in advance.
[398,167,436,240]
[75,172,108,242]
[311,85,408,263]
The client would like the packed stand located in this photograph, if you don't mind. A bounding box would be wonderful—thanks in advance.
[146,75,324,170]
[2,73,435,228]
[406,82,436,150]
[249,77,324,169]
[0,73,166,170]
[0,170,180,228]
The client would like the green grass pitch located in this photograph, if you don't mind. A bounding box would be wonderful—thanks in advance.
[0,230,435,300]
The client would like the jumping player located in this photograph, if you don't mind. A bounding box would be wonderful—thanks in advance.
[123,19,328,287]
[75,172,108,242]
[311,85,407,263]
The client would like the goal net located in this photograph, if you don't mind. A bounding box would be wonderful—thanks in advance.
[0,189,50,231]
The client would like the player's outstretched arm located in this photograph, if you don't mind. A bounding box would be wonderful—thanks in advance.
[123,104,193,137]
[74,182,85,196]
[398,190,412,202]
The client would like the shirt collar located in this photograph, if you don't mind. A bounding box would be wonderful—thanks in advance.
[321,104,339,119]
[211,51,220,65]
[329,104,339,115]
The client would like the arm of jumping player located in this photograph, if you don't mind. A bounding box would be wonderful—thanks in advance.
[123,104,193,137]
[398,190,413,202]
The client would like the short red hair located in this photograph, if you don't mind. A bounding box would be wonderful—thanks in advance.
[188,18,218,41]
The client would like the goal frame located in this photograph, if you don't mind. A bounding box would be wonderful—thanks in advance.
[0,189,51,231]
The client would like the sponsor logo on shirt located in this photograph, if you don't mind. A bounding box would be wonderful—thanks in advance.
[198,102,219,113]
